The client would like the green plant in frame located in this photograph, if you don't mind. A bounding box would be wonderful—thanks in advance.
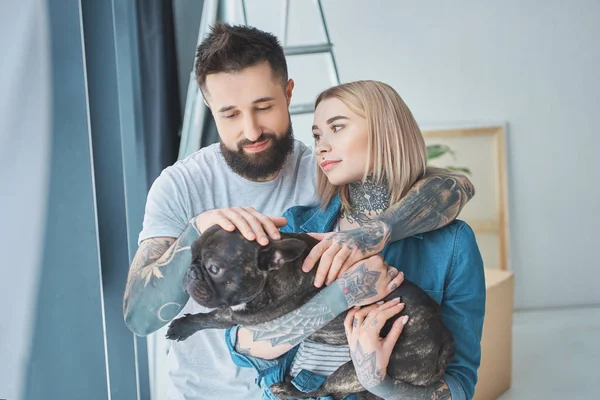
[427,144,471,175]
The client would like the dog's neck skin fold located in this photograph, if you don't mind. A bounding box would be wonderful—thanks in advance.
[341,176,391,226]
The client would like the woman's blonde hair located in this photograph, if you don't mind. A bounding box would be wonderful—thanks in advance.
[314,80,428,208]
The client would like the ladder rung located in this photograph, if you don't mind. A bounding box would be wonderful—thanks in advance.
[289,103,314,115]
[284,44,332,56]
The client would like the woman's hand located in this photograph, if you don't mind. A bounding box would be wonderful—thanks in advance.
[302,220,390,287]
[344,299,408,389]
[336,256,404,307]
[192,207,287,246]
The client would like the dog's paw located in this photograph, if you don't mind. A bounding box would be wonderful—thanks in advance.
[165,317,197,341]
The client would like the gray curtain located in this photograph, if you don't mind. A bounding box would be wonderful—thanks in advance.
[136,0,181,187]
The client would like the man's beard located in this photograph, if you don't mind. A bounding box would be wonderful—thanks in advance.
[220,122,294,181]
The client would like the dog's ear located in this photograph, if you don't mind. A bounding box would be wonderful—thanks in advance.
[258,238,307,271]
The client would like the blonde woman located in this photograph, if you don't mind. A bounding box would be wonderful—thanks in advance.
[227,81,485,400]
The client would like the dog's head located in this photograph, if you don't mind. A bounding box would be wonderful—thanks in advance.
[183,225,307,309]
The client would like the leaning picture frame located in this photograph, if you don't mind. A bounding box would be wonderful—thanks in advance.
[421,124,509,270]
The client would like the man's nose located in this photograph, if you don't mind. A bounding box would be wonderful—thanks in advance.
[243,114,262,142]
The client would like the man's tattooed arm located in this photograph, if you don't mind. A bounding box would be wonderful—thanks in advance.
[352,342,452,399]
[123,221,202,336]
[379,167,474,243]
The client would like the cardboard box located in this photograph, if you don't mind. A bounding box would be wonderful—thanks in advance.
[473,269,515,400]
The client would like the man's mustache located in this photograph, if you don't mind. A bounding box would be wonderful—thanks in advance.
[237,132,276,150]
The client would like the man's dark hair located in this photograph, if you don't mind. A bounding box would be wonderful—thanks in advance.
[195,23,288,95]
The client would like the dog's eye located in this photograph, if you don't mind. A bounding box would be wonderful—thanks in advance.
[207,265,220,275]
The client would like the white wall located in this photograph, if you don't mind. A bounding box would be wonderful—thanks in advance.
[244,0,600,309]
[0,2,50,400]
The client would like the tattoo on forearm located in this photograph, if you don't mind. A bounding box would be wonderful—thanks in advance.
[247,292,337,347]
[123,222,202,331]
[124,238,175,303]
[378,168,474,242]
[326,221,389,259]
[235,342,253,357]
[352,342,386,388]
[337,263,380,306]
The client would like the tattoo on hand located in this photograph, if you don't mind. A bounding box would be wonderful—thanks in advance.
[337,264,381,306]
[351,341,386,388]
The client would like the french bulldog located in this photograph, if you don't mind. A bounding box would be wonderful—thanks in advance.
[166,225,454,400]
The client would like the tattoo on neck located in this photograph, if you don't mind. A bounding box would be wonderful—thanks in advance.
[341,176,391,226]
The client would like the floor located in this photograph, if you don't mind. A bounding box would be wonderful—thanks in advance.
[498,306,600,399]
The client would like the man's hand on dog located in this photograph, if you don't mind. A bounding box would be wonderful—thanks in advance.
[303,220,391,287]
[194,207,287,246]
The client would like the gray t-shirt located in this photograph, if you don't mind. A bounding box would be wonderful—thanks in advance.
[138,141,317,400]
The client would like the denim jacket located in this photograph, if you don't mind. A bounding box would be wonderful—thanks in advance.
[225,195,486,400]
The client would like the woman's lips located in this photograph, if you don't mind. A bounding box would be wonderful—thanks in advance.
[320,160,341,171]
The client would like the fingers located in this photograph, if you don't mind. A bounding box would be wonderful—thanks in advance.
[221,208,256,241]
[242,207,283,243]
[314,241,340,286]
[269,216,288,228]
[307,232,327,241]
[344,306,360,336]
[338,254,361,277]
[302,238,330,274]
[352,303,380,328]
[383,315,409,353]
[219,207,284,246]
[361,298,402,328]
[325,247,352,285]
[211,212,236,232]
[386,267,404,292]
[237,207,272,245]
[368,301,405,332]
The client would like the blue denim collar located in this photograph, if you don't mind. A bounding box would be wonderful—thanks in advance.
[299,195,342,233]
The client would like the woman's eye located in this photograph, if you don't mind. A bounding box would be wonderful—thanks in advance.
[224,114,236,119]
[312,133,320,141]
[207,265,221,275]
[331,124,343,132]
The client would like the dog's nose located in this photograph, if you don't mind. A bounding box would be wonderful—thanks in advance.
[189,267,199,280]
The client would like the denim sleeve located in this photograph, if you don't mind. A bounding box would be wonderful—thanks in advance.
[441,222,486,400]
